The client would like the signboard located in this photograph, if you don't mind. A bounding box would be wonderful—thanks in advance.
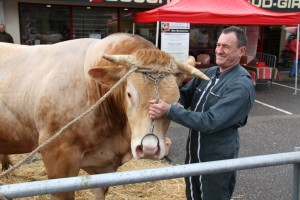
[160,22,190,62]
[61,0,171,7]
[248,0,300,12]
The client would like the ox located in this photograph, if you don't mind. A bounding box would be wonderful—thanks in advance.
[0,33,208,199]
[0,155,11,171]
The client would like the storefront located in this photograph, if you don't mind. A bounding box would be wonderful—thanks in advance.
[1,0,170,44]
[1,0,299,65]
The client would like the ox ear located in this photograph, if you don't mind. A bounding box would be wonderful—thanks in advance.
[88,65,127,86]
[174,73,187,86]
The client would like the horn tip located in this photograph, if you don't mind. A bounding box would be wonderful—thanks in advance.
[102,54,114,63]
[202,74,210,80]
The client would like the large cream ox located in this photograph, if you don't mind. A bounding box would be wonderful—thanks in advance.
[0,33,208,199]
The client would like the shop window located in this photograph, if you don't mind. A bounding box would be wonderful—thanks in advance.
[135,22,156,44]
[19,3,70,45]
[19,3,155,45]
[189,25,224,49]
[72,7,117,39]
[120,9,135,34]
[120,9,156,44]
[189,25,225,60]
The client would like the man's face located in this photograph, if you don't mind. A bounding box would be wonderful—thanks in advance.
[215,32,245,71]
[0,25,5,33]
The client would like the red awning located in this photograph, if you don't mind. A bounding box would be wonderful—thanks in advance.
[134,0,300,25]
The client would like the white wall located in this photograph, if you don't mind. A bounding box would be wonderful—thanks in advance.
[0,0,4,23]
[3,0,19,43]
[245,26,259,63]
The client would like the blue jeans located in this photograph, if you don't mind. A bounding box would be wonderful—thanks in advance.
[290,58,300,76]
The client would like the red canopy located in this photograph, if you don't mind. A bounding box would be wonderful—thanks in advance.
[134,0,300,25]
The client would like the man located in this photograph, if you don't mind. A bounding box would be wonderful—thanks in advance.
[149,26,256,200]
[0,23,14,43]
[287,32,300,78]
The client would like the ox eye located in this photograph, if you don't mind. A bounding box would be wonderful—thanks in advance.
[127,92,134,104]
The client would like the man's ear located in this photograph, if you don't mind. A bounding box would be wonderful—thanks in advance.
[88,65,128,86]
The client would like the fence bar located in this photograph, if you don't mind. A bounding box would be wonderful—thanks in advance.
[1,151,300,198]
[293,147,300,200]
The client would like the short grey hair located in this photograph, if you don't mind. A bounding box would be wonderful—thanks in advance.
[222,26,247,47]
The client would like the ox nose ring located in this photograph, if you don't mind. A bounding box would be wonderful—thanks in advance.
[140,133,159,148]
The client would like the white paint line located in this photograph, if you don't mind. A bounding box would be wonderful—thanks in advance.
[273,82,300,90]
[255,100,293,115]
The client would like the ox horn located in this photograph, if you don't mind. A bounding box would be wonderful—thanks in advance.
[103,54,136,68]
[175,61,210,81]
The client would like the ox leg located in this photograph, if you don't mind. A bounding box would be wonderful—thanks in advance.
[40,146,83,200]
[83,165,118,200]
[91,188,107,200]
[0,154,12,171]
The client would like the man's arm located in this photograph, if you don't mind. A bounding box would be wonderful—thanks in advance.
[150,83,254,133]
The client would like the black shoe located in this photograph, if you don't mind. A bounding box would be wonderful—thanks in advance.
[289,74,295,78]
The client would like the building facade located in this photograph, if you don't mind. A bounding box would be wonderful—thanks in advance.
[1,0,171,44]
[1,0,299,64]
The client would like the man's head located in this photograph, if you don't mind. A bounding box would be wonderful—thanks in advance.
[215,26,247,72]
[0,24,5,33]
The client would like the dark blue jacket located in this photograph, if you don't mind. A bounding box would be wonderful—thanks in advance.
[167,65,255,162]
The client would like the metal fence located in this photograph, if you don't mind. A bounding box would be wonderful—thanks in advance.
[256,52,277,69]
[1,149,300,199]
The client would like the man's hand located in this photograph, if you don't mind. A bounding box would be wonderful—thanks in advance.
[149,99,171,119]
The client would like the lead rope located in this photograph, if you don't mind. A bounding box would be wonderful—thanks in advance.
[0,67,139,181]
[0,193,8,200]
[145,72,165,131]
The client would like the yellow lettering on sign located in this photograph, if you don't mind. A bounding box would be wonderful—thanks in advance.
[146,0,158,3]
[133,0,145,2]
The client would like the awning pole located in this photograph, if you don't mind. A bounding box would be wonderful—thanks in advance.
[155,21,159,47]
[132,23,135,34]
[293,24,299,95]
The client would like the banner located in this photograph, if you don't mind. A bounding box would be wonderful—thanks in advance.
[160,22,190,62]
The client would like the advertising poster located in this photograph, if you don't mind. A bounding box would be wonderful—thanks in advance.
[161,22,190,62]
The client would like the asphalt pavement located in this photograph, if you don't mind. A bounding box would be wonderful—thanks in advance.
[165,70,300,200]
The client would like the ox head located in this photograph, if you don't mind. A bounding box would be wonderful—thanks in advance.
[88,49,209,159]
